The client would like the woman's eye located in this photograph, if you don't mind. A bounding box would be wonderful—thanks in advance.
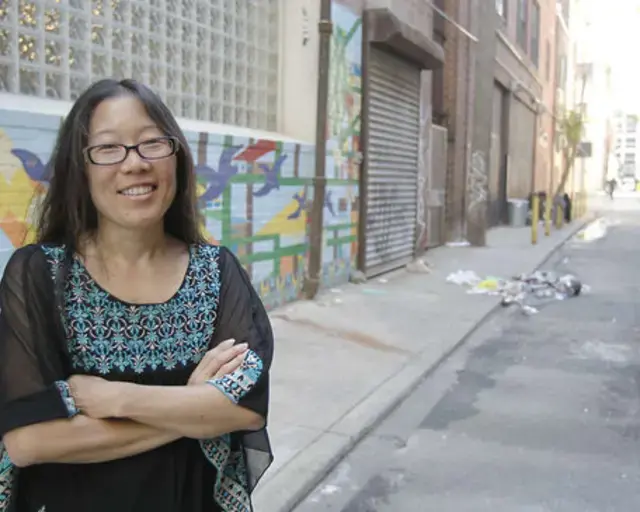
[95,145,121,154]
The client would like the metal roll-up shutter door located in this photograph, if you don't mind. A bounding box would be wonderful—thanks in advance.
[364,47,421,277]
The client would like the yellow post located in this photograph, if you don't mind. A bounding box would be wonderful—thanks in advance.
[544,193,551,236]
[555,199,563,228]
[531,194,539,245]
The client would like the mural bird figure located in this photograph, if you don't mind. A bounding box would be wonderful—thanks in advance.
[10,148,52,185]
[287,191,307,220]
[324,190,336,217]
[195,145,243,206]
[253,154,287,198]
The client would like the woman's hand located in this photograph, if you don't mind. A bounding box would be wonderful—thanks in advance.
[188,338,248,385]
[68,375,126,419]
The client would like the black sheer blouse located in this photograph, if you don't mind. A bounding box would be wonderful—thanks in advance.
[0,244,273,512]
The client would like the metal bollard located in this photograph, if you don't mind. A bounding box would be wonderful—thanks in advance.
[531,194,539,245]
[555,199,563,228]
[544,193,551,236]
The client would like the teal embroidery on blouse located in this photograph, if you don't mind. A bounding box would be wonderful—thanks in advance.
[41,244,221,374]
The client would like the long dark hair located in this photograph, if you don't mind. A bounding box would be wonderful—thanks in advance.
[36,78,205,248]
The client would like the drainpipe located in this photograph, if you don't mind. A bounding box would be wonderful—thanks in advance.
[304,0,332,300]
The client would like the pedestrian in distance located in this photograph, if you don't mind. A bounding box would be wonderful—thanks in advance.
[0,78,274,512]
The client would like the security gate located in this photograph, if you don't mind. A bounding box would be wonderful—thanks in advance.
[363,47,421,277]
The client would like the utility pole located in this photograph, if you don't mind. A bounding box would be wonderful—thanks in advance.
[303,0,332,300]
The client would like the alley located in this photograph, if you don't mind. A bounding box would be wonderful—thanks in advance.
[295,197,640,512]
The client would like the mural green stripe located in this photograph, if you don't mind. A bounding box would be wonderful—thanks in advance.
[344,18,362,44]
[221,135,234,247]
[230,234,279,245]
[273,234,281,276]
[238,244,306,265]
[229,175,356,186]
[327,235,357,247]
[324,222,356,231]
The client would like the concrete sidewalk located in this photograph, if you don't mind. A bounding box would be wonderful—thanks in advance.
[253,219,592,512]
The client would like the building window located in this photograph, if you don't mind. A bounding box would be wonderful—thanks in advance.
[496,0,507,19]
[624,153,635,164]
[0,0,280,130]
[626,137,636,149]
[530,2,540,67]
[625,115,638,133]
[516,0,529,51]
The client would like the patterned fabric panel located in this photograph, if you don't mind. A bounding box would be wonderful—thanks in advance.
[41,244,221,374]
[0,445,15,512]
[54,381,79,417]
[207,350,264,404]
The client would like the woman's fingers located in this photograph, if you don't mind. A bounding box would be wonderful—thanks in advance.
[214,351,247,379]
[189,339,248,384]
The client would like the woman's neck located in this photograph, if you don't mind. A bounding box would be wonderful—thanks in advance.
[89,222,168,265]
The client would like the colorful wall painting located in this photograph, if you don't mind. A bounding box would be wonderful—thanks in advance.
[321,2,362,287]
[0,107,352,310]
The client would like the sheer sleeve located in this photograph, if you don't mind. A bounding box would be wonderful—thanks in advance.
[207,246,274,489]
[0,245,76,437]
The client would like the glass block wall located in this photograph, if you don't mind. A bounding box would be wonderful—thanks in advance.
[0,0,280,130]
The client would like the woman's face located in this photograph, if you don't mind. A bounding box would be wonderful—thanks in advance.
[85,95,178,232]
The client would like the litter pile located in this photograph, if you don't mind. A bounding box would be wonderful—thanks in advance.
[446,269,586,315]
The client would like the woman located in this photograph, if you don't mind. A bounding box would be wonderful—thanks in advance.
[0,79,274,512]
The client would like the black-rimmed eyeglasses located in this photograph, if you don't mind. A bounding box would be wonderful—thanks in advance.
[84,136,180,166]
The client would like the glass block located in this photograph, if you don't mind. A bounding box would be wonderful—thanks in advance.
[0,63,13,92]
[44,38,62,66]
[131,4,147,29]
[196,100,207,121]
[132,59,145,83]
[112,55,127,79]
[196,76,206,96]
[209,78,220,100]
[70,74,90,100]
[149,37,161,59]
[0,3,10,23]
[196,53,206,74]
[166,93,180,114]
[210,8,221,29]
[234,85,245,104]
[69,0,85,9]
[44,71,64,98]
[69,14,89,41]
[0,28,12,57]
[112,28,128,52]
[167,67,178,91]
[181,0,195,19]
[44,7,61,35]
[181,73,193,94]
[18,34,38,63]
[211,32,222,54]
[181,47,192,71]
[69,45,88,72]
[92,51,108,75]
[132,31,145,55]
[246,110,255,128]
[92,0,106,17]
[210,56,221,75]
[91,24,106,46]
[223,84,232,103]
[166,42,178,66]
[149,9,164,28]
[18,1,39,29]
[181,97,193,118]
[149,63,163,89]
[235,41,245,61]
[166,17,179,39]
[209,103,220,122]
[223,105,232,124]
[196,2,208,24]
[234,106,245,127]
[112,0,127,23]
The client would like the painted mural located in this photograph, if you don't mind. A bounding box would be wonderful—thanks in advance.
[322,2,362,286]
[0,109,324,310]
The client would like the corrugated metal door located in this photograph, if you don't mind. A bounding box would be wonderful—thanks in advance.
[364,47,421,277]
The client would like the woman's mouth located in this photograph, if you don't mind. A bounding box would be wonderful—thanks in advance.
[119,185,157,197]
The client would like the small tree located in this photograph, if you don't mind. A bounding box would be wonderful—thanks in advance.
[553,107,585,199]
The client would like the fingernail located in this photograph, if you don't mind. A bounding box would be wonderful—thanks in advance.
[239,343,249,350]
[223,338,235,345]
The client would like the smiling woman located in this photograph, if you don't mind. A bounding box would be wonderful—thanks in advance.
[0,79,274,512]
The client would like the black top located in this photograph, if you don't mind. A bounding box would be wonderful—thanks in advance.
[0,244,274,512]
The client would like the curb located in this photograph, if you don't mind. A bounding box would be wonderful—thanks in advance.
[255,215,596,512]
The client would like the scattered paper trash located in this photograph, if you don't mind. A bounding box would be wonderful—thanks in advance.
[446,269,587,315]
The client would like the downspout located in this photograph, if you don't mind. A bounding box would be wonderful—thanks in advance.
[304,0,332,299]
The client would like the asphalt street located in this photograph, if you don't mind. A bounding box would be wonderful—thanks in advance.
[295,196,640,512]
